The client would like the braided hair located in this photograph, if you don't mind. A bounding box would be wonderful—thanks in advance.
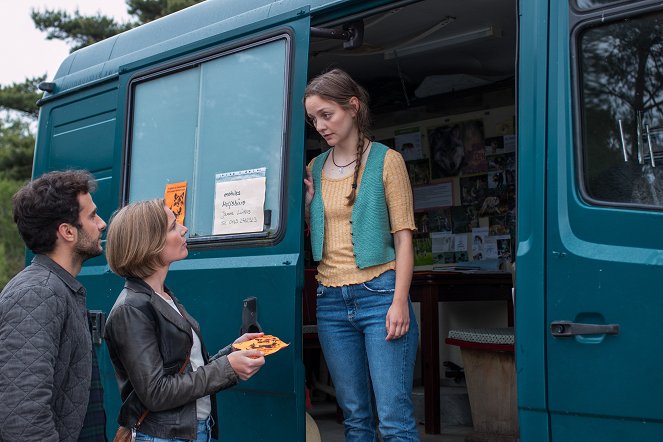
[304,68,372,205]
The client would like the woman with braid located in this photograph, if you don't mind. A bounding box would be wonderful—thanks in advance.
[304,69,419,441]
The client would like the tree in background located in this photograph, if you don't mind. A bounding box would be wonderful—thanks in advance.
[0,78,40,289]
[0,0,203,288]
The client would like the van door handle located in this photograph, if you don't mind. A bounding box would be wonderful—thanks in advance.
[550,321,620,337]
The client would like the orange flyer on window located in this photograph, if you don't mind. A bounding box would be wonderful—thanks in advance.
[164,182,187,225]
[232,335,289,356]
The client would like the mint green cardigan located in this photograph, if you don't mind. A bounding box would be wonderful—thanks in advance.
[309,142,395,269]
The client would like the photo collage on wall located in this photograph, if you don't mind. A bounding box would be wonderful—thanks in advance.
[387,117,516,270]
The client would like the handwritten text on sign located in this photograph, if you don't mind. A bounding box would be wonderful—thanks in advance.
[213,171,266,235]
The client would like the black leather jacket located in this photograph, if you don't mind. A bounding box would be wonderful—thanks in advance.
[104,278,238,440]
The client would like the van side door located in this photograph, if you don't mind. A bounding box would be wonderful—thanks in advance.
[113,8,311,441]
[547,1,663,440]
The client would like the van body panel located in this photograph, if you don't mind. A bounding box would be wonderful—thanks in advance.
[516,0,549,439]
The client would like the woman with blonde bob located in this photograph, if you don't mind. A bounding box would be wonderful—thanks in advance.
[104,199,265,441]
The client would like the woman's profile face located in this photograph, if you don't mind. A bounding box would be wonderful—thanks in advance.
[305,95,357,147]
[160,206,188,265]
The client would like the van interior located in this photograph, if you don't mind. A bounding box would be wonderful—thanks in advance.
[302,0,518,439]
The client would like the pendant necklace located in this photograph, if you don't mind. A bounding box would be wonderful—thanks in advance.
[331,143,369,174]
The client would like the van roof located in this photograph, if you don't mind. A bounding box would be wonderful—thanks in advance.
[48,0,339,95]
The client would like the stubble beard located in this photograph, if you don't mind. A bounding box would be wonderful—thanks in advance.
[74,228,103,262]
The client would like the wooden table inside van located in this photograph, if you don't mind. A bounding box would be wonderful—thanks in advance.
[410,271,513,434]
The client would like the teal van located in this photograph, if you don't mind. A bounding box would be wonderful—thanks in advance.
[33,0,663,440]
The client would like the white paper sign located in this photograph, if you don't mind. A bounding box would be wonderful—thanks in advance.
[213,168,266,235]
[431,231,455,253]
[413,182,453,210]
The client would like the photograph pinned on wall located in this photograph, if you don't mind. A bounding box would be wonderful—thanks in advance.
[394,127,425,161]
[495,235,512,265]
[428,208,453,232]
[466,205,479,230]
[460,174,488,206]
[451,206,469,233]
[483,235,499,260]
[459,120,488,175]
[492,185,516,219]
[503,134,516,153]
[454,233,469,263]
[406,158,431,185]
[505,167,516,186]
[451,205,479,233]
[497,117,515,135]
[432,232,455,265]
[489,215,510,235]
[479,195,505,217]
[505,207,517,234]
[454,251,469,262]
[414,212,430,234]
[471,227,489,261]
[413,234,433,266]
[487,171,507,190]
[428,124,465,179]
[485,136,504,155]
[487,152,515,172]
[433,252,456,265]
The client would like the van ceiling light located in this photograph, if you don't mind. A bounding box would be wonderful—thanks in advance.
[384,26,499,60]
[415,74,510,98]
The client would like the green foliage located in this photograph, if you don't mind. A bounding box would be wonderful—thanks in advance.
[0,118,35,181]
[31,0,205,53]
[31,9,135,52]
[0,0,204,288]
[0,179,25,290]
[127,0,203,23]
[0,76,44,118]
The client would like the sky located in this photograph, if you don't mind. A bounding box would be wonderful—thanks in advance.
[0,1,131,85]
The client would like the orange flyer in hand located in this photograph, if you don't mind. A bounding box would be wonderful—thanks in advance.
[232,335,289,356]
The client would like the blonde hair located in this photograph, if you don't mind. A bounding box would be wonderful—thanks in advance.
[106,199,168,279]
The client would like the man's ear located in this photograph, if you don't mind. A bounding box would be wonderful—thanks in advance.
[56,223,77,244]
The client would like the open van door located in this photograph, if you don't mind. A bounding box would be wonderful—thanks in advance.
[70,5,311,441]
[529,1,663,440]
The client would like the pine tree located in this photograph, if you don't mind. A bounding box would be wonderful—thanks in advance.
[0,0,204,288]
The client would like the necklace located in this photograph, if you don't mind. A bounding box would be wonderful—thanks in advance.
[331,143,369,174]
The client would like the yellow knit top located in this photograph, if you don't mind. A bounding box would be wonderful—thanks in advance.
[309,148,416,287]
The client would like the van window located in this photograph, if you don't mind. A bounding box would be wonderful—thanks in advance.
[127,37,289,241]
[578,11,663,209]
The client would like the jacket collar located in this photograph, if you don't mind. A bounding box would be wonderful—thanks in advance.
[32,254,85,297]
[124,278,199,338]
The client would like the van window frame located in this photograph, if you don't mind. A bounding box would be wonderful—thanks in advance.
[121,29,296,249]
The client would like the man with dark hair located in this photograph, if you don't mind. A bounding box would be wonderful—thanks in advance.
[0,170,108,442]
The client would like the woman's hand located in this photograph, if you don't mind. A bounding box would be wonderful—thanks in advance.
[227,350,265,380]
[304,169,314,218]
[385,298,410,340]
[233,332,263,345]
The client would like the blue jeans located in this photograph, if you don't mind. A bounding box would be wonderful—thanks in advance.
[316,270,420,442]
[134,416,212,442]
